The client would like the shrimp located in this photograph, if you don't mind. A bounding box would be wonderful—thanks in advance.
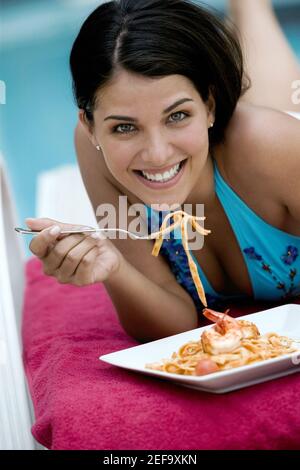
[201,308,260,355]
[201,309,243,354]
[237,320,260,340]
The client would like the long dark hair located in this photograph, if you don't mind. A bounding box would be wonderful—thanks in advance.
[70,0,250,146]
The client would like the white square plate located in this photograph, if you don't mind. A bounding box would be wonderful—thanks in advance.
[100,304,300,393]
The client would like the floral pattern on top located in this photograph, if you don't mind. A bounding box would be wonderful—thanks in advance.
[243,245,300,300]
[281,246,299,265]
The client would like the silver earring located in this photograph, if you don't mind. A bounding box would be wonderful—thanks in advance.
[210,122,214,128]
[96,145,101,151]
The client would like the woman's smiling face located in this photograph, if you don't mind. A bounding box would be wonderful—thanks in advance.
[82,69,215,208]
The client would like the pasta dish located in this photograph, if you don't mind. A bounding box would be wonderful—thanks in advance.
[145,308,298,376]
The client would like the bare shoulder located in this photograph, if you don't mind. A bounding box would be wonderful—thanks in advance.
[219,101,300,205]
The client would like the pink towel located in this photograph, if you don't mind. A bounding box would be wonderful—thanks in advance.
[22,257,300,450]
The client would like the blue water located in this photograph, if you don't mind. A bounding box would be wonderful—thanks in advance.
[0,0,300,251]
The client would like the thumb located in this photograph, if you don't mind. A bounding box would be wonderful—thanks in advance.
[25,217,60,230]
[25,217,93,232]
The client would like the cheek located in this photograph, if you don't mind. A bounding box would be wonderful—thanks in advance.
[102,142,133,176]
[180,122,209,156]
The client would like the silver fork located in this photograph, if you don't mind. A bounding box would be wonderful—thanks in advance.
[14,211,202,240]
[14,227,154,240]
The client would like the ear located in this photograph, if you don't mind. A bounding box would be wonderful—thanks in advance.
[78,110,99,147]
[206,88,216,126]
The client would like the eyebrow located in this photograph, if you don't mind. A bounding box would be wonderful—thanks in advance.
[103,98,194,122]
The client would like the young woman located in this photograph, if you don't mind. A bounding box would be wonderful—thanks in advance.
[27,0,300,342]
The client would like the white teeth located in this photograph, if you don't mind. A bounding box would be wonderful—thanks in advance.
[141,163,181,182]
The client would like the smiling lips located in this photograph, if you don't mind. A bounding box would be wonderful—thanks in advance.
[141,163,181,182]
[134,159,186,183]
[133,159,187,189]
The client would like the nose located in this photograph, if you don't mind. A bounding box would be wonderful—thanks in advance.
[140,131,174,167]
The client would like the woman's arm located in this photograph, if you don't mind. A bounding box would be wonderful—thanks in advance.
[105,256,198,342]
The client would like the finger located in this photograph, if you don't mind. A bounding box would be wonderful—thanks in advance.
[25,217,62,231]
[71,245,99,285]
[25,217,93,233]
[41,233,87,274]
[29,225,62,258]
[50,235,97,278]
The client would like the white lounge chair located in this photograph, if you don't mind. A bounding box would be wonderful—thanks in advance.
[0,154,35,450]
[36,163,97,226]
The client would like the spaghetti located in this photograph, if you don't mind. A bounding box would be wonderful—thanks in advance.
[145,329,298,376]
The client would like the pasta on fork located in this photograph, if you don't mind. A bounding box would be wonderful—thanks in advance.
[150,209,211,307]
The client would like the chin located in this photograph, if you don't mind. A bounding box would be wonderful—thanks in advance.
[141,194,187,212]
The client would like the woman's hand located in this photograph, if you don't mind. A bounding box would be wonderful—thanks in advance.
[26,217,123,285]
